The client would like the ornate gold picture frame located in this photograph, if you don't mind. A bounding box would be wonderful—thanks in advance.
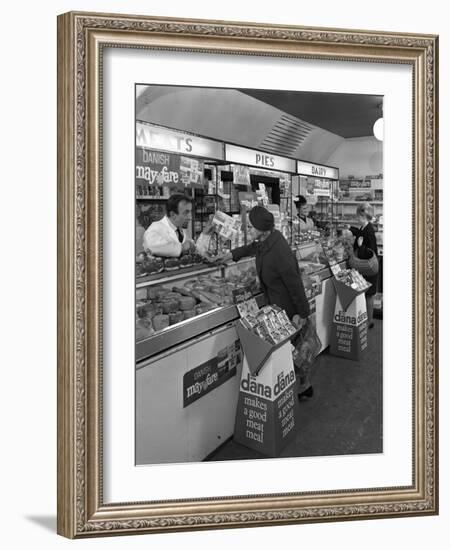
[57,11,438,538]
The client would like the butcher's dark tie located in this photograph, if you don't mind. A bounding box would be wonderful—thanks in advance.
[176,228,183,243]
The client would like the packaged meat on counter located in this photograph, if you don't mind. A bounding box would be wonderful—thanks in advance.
[136,252,164,277]
[136,251,205,279]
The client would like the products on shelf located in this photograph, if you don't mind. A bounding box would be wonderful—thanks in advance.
[354,193,373,202]
[321,238,347,263]
[374,189,383,201]
[239,304,297,346]
[212,210,241,240]
[292,227,323,245]
[302,274,322,300]
[335,268,371,291]
[256,183,269,207]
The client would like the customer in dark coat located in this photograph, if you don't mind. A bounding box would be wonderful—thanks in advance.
[218,206,310,322]
[349,202,379,328]
[215,206,312,397]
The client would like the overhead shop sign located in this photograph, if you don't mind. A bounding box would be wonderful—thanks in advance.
[225,144,296,173]
[136,122,223,160]
[297,161,339,180]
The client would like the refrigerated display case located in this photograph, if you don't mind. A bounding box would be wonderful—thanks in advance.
[135,257,263,465]
[136,257,261,361]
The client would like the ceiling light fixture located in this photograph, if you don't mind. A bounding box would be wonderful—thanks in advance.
[373,118,384,141]
[373,102,383,141]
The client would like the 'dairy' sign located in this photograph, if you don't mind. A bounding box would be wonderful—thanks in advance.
[234,341,300,457]
[297,161,339,180]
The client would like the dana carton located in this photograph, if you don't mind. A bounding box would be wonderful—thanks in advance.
[330,286,368,360]
[234,337,300,457]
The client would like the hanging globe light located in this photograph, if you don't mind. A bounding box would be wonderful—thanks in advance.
[373,117,384,141]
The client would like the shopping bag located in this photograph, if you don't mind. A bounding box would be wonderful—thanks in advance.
[348,247,379,277]
[291,317,322,373]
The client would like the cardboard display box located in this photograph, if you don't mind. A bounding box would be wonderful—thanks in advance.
[329,278,368,360]
[234,323,300,457]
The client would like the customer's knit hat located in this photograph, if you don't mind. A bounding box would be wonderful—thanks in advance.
[249,206,275,231]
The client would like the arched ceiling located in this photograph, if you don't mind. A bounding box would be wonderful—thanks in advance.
[136,85,381,165]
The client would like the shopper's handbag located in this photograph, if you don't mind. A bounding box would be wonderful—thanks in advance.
[348,247,379,277]
[292,317,322,374]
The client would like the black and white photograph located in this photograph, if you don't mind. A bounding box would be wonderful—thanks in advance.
[134,84,384,465]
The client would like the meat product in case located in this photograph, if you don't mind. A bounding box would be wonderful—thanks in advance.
[180,255,193,268]
[155,288,171,301]
[136,254,165,276]
[161,299,180,314]
[164,258,181,271]
[172,286,195,298]
[152,314,170,331]
[136,318,155,341]
[182,309,196,320]
[169,311,184,325]
[196,290,222,305]
[136,288,147,301]
[195,303,216,315]
[179,296,196,310]
[147,286,159,300]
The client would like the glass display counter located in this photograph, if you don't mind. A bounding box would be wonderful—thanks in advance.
[136,257,261,361]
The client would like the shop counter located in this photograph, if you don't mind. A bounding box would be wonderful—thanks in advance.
[135,251,345,465]
[136,323,242,465]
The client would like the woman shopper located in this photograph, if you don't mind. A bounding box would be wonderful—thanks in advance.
[349,202,379,328]
[214,206,314,398]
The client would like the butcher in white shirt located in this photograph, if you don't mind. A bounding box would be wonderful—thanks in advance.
[143,194,212,258]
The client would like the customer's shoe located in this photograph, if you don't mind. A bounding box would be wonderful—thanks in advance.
[298,386,314,399]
